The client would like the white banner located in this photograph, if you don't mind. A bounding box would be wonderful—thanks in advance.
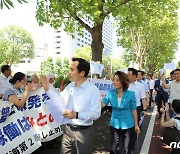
[20,88,63,142]
[0,101,41,154]
[163,63,176,70]
[0,80,113,152]
[0,88,63,153]
[90,61,104,77]
[88,78,113,99]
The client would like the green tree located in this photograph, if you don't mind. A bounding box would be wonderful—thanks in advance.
[54,57,70,88]
[40,57,70,87]
[74,46,92,61]
[45,57,54,73]
[0,25,34,66]
[54,58,62,75]
[36,0,132,62]
[61,58,70,77]
[116,0,179,74]
[40,57,54,74]
[178,61,180,68]
[111,57,126,74]
[102,55,126,75]
[0,0,27,9]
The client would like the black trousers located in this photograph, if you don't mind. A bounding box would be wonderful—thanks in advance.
[110,126,136,154]
[149,89,153,107]
[156,93,168,118]
[171,148,180,154]
[137,105,142,124]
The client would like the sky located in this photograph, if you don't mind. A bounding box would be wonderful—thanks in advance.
[0,1,179,63]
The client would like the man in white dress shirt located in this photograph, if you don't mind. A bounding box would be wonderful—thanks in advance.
[41,58,101,154]
[127,68,147,123]
[137,70,150,107]
[146,74,155,109]
[0,65,11,99]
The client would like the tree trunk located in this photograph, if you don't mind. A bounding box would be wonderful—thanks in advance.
[91,24,104,62]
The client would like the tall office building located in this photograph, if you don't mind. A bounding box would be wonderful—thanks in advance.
[53,17,113,58]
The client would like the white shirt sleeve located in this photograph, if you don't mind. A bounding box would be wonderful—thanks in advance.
[140,84,146,99]
[46,85,60,98]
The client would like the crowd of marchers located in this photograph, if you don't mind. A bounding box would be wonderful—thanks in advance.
[0,60,180,154]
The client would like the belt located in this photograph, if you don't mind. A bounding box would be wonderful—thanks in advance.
[66,124,90,130]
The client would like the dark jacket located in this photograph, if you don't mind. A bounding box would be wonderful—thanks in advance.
[154,79,169,101]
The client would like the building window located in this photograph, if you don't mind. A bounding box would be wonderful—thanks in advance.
[56,47,60,49]
[56,52,60,54]
[57,41,61,43]
[56,36,61,38]
[28,60,31,63]
[20,60,25,63]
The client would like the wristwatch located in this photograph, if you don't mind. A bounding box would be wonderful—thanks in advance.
[76,112,78,119]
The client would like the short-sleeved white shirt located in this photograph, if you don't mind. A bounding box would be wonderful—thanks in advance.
[172,116,180,131]
[128,81,146,107]
[139,80,149,93]
[0,73,11,95]
[149,79,155,90]
[168,80,180,103]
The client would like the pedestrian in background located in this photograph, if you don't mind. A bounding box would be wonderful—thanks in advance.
[31,74,42,89]
[146,74,155,109]
[154,72,169,119]
[0,65,12,99]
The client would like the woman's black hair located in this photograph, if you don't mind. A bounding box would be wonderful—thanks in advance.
[9,72,25,84]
